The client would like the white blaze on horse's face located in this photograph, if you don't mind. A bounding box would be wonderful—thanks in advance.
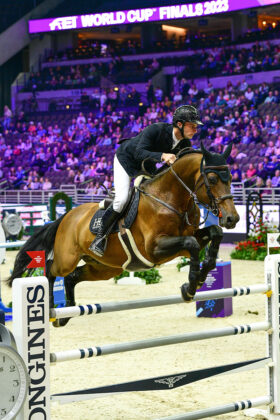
[206,172,240,229]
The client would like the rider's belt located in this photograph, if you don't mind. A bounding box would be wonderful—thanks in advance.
[118,220,155,271]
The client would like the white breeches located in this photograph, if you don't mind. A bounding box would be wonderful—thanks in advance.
[113,155,131,213]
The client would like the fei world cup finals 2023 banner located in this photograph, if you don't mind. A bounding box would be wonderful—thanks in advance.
[29,0,280,34]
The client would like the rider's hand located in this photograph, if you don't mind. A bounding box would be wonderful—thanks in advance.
[161,153,176,165]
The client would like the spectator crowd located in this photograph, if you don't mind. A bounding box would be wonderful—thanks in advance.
[1,73,280,197]
[24,40,280,92]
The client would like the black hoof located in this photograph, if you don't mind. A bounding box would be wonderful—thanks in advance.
[52,318,71,328]
[181,283,195,302]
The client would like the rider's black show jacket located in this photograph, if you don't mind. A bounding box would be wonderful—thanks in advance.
[116,122,191,177]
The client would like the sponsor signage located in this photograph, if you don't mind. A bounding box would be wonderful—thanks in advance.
[26,251,46,275]
[13,277,50,419]
[29,0,280,34]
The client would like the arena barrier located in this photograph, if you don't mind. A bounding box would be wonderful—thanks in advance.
[12,254,280,420]
[0,240,25,320]
[0,240,26,249]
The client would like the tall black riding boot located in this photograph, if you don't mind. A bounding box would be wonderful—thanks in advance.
[89,207,120,257]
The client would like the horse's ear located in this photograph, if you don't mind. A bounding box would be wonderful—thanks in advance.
[200,141,211,158]
[222,142,233,160]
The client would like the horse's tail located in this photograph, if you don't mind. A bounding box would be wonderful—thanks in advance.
[6,214,67,287]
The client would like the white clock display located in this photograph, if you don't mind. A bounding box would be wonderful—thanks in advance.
[2,214,23,237]
[0,343,29,420]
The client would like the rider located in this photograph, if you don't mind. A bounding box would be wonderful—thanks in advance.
[90,104,203,256]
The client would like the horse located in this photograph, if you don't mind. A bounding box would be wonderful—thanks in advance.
[8,143,239,327]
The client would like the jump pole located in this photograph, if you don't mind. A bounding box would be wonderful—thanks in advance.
[0,240,26,248]
[12,254,280,420]
[50,284,269,321]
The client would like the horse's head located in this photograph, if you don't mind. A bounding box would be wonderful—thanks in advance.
[196,142,239,229]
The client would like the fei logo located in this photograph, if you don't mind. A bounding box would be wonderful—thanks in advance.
[49,16,77,31]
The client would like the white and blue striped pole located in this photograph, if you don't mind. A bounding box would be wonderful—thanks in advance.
[158,396,272,420]
[50,321,270,364]
[50,284,270,321]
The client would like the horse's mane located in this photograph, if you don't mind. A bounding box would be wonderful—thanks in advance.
[143,147,203,185]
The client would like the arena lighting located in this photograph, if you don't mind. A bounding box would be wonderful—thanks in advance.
[262,20,267,25]
[114,86,119,91]
[272,22,276,27]
[162,24,186,34]
[28,0,280,34]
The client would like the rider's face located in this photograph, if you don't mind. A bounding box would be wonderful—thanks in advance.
[180,122,198,139]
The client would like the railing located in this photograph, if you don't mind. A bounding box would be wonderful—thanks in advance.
[0,184,279,205]
[0,188,104,205]
[232,185,280,205]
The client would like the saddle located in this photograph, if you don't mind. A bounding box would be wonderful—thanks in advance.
[89,175,155,271]
[89,189,140,235]
[89,174,150,235]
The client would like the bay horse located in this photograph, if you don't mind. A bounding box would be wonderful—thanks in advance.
[8,143,239,327]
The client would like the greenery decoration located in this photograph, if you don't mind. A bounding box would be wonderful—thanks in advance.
[114,268,162,284]
[176,248,206,271]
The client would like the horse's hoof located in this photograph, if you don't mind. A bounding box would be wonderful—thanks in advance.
[181,283,195,302]
[52,318,70,328]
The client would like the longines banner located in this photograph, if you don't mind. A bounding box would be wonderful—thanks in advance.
[13,277,50,419]
[29,0,280,34]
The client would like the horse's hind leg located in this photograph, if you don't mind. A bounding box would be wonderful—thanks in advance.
[46,260,56,309]
[52,262,122,328]
[52,271,79,328]
[48,251,80,327]
[195,225,223,288]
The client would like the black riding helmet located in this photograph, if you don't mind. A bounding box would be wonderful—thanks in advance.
[172,105,203,140]
[173,105,203,126]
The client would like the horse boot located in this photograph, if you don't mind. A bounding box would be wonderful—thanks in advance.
[89,206,120,257]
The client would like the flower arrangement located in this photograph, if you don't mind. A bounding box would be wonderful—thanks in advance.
[114,268,162,284]
[231,216,279,261]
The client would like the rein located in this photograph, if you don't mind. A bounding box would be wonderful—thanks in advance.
[136,156,233,227]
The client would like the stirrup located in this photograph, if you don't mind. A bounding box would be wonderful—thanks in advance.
[89,235,108,257]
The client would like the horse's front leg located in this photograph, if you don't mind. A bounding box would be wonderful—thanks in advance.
[153,235,200,302]
[195,225,223,288]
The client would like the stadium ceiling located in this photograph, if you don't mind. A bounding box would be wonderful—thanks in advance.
[44,0,216,17]
[35,0,280,19]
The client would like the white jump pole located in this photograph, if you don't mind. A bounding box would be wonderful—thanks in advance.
[50,284,269,321]
[0,240,26,248]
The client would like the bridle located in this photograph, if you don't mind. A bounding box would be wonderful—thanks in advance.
[136,156,233,227]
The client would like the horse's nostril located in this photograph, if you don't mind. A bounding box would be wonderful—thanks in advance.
[226,216,234,225]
